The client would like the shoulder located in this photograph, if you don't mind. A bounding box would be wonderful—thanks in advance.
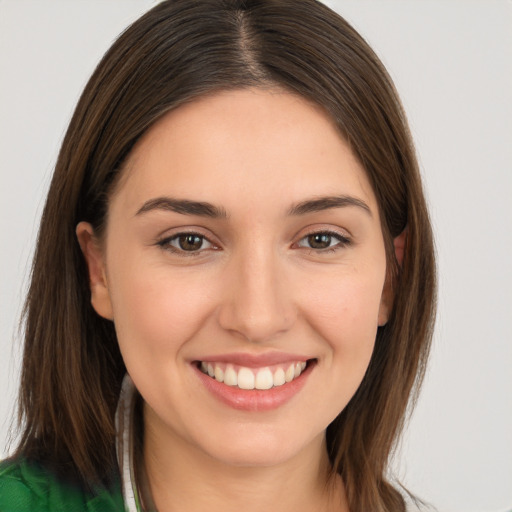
[0,458,125,512]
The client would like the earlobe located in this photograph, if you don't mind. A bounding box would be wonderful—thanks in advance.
[378,228,408,326]
[377,290,390,327]
[76,221,114,320]
[393,227,407,267]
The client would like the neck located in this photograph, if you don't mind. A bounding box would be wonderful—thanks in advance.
[142,407,348,512]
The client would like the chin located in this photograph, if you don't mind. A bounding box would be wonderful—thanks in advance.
[196,426,322,469]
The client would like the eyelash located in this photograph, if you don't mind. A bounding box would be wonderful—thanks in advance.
[295,230,351,254]
[156,229,351,256]
[157,231,216,256]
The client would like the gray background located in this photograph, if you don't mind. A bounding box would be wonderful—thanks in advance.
[1,1,511,511]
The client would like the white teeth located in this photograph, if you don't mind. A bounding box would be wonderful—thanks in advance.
[214,365,224,383]
[255,367,273,390]
[238,367,255,390]
[224,364,238,386]
[285,364,295,383]
[273,367,286,386]
[200,360,309,389]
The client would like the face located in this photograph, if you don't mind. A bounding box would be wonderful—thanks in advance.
[78,88,391,469]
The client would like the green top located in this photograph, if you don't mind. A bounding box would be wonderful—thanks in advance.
[0,458,125,512]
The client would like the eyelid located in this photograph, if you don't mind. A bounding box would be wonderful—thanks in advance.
[293,226,352,252]
[156,228,220,256]
[293,224,352,241]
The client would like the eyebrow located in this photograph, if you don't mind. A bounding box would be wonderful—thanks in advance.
[287,195,372,216]
[135,197,228,218]
[135,194,371,219]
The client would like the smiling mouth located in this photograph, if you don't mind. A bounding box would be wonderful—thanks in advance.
[196,360,315,390]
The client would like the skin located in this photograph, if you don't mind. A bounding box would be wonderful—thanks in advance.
[77,88,398,512]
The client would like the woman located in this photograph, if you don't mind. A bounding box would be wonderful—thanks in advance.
[0,1,436,511]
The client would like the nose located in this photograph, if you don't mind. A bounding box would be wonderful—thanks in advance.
[217,244,296,343]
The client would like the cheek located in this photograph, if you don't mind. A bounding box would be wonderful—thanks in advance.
[290,266,386,428]
[305,265,383,330]
[107,261,217,361]
[300,267,384,370]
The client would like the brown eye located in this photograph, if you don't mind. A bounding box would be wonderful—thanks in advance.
[159,232,214,254]
[307,233,332,249]
[296,231,351,251]
[178,234,204,251]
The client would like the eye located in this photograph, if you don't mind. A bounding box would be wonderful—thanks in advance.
[158,232,215,253]
[296,231,350,251]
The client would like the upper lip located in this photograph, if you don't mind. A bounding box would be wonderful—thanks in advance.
[193,352,313,368]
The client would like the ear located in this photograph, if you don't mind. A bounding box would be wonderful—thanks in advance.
[378,228,407,326]
[76,221,114,320]
[393,226,407,267]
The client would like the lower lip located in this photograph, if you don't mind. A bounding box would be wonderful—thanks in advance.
[193,362,314,412]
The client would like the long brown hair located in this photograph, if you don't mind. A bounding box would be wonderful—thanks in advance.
[14,1,436,510]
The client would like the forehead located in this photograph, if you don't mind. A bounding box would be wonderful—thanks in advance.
[112,88,378,215]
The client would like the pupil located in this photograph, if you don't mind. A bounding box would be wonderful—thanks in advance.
[179,235,202,251]
[308,234,331,249]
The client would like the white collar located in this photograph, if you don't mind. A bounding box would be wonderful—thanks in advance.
[115,374,142,512]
